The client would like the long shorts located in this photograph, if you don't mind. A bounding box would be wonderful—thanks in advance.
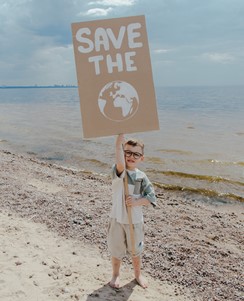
[107,218,144,259]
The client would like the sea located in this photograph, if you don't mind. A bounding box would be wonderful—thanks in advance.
[0,86,243,203]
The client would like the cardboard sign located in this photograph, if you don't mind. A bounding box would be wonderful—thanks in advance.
[71,15,159,138]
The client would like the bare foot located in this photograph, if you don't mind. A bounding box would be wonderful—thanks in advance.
[109,275,120,289]
[135,275,148,289]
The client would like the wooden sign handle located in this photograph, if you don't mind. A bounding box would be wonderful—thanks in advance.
[124,172,136,257]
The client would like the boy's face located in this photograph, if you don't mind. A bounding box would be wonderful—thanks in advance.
[124,144,144,170]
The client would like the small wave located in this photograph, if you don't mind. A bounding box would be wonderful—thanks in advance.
[146,157,165,164]
[157,149,192,155]
[199,159,244,167]
[154,182,244,203]
[206,159,229,164]
[85,158,110,168]
[150,169,244,187]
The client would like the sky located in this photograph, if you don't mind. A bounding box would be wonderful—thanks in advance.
[0,0,243,87]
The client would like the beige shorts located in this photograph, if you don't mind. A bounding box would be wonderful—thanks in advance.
[107,218,144,259]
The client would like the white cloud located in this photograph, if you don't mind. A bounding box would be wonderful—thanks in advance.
[1,0,244,86]
[83,7,113,16]
[27,45,76,85]
[153,49,172,54]
[202,52,235,64]
[88,0,136,6]
[82,0,136,18]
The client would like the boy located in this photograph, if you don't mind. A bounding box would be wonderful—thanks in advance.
[107,134,157,289]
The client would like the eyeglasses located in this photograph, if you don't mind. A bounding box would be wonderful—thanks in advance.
[124,150,143,160]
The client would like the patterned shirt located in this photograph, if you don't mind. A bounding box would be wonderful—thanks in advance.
[110,164,156,224]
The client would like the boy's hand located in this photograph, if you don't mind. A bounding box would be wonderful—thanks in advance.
[116,134,125,147]
[125,195,150,207]
[125,195,138,207]
[115,134,126,174]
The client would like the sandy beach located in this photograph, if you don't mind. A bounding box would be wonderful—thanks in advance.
[0,148,243,301]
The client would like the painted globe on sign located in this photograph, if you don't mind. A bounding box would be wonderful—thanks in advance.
[98,81,139,122]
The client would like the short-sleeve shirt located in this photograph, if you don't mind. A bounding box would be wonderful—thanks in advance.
[110,164,156,224]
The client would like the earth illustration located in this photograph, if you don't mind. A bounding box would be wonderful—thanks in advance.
[98,81,139,122]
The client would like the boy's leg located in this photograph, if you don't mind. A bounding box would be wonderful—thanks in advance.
[132,256,148,289]
[125,222,147,288]
[107,219,127,288]
[109,257,121,288]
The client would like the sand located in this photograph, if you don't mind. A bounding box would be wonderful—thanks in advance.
[0,148,243,301]
[1,212,193,301]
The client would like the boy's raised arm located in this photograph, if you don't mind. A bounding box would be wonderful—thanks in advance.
[115,134,125,175]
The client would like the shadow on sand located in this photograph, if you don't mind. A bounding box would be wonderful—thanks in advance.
[86,279,138,301]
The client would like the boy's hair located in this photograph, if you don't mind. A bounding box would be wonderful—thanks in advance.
[124,138,144,154]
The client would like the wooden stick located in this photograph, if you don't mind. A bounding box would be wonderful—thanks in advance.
[124,172,136,257]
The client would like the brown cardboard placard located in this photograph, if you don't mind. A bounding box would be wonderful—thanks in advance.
[71,15,159,138]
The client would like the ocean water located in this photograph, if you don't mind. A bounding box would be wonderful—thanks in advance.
[0,86,243,202]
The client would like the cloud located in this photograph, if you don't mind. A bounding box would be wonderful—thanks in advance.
[153,49,172,54]
[1,0,244,86]
[82,7,113,16]
[88,0,137,6]
[83,0,137,16]
[30,45,75,84]
[202,52,235,64]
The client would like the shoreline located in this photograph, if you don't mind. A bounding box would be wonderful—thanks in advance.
[1,140,243,204]
[0,148,243,300]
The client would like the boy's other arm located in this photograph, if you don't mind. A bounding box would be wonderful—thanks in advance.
[125,196,150,207]
[115,134,125,175]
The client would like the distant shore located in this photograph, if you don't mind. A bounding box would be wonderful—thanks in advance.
[0,85,77,89]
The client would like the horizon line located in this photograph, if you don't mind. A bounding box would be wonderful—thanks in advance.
[0,85,78,89]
